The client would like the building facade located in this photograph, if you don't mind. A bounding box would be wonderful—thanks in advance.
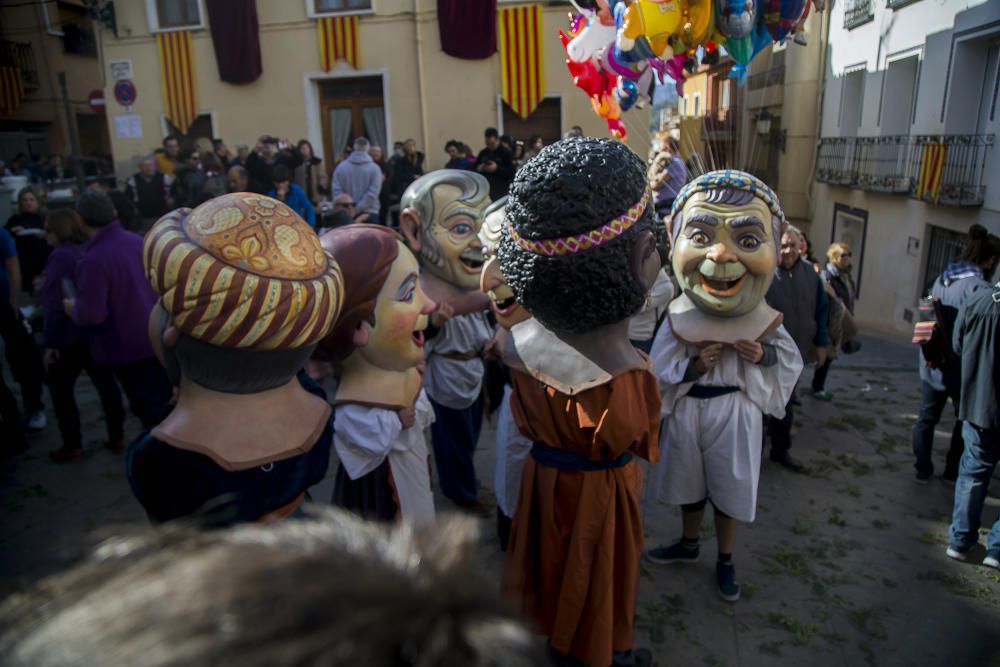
[98,0,654,177]
[812,0,998,337]
[0,0,108,163]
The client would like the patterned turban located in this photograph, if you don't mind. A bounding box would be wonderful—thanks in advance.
[144,193,343,351]
[670,169,785,223]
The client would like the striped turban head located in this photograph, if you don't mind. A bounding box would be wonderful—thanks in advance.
[144,193,344,351]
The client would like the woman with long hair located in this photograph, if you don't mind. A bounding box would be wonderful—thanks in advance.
[40,209,125,462]
[294,139,328,205]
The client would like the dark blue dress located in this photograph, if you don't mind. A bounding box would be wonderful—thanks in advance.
[125,374,333,527]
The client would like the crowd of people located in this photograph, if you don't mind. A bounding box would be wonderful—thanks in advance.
[0,128,998,667]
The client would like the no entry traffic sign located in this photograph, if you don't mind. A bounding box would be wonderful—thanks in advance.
[87,89,106,114]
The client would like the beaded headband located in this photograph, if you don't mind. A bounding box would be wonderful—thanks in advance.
[507,187,651,257]
[670,169,785,222]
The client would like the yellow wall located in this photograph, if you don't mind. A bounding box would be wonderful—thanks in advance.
[101,0,652,177]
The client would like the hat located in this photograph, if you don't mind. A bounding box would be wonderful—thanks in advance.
[144,193,344,351]
[670,169,785,223]
[76,190,117,227]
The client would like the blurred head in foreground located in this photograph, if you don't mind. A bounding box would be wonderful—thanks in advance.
[0,508,545,667]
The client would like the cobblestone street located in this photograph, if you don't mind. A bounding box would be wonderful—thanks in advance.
[2,333,1000,667]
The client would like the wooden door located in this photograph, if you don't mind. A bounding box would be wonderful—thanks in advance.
[319,76,385,164]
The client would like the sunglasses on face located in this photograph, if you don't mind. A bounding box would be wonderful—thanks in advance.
[335,201,355,208]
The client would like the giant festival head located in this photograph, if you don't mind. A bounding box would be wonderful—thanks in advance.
[143,193,343,392]
[399,170,491,292]
[497,136,660,334]
[478,197,529,331]
[319,225,435,372]
[668,170,784,318]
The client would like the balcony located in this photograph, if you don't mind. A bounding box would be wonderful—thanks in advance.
[747,64,786,91]
[844,0,874,29]
[0,40,39,91]
[886,0,920,9]
[816,134,995,207]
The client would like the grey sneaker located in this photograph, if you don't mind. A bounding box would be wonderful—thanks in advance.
[946,546,969,561]
[983,554,999,570]
[646,540,700,565]
[27,411,46,431]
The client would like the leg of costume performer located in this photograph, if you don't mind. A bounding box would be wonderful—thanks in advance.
[429,395,483,506]
[114,357,173,429]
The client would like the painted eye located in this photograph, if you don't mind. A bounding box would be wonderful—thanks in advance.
[453,223,472,235]
[739,236,761,250]
[690,231,711,245]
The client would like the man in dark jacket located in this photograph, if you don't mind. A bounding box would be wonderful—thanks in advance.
[126,157,170,230]
[946,280,1000,570]
[245,136,303,195]
[765,227,830,471]
[475,128,515,201]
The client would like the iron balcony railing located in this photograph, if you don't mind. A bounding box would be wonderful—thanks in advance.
[747,64,786,91]
[886,0,920,9]
[816,134,995,207]
[0,40,39,90]
[844,0,875,29]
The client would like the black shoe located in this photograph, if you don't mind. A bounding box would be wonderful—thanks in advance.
[791,394,802,407]
[770,452,804,472]
[914,470,932,485]
[645,539,700,564]
[716,560,741,602]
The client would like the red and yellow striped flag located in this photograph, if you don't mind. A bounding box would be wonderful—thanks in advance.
[0,66,24,116]
[500,4,545,119]
[156,31,198,135]
[317,16,359,71]
[917,142,948,205]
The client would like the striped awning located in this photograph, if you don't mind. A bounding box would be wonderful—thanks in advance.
[0,66,24,116]
[499,4,544,119]
[156,31,198,134]
[317,15,359,70]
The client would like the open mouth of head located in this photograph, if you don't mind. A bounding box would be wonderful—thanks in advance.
[412,329,426,347]
[460,256,484,272]
[699,273,747,298]
[492,295,518,316]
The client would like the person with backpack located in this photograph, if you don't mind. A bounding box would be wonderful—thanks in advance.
[912,225,1000,484]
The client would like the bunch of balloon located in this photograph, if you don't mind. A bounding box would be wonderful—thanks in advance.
[559,0,824,137]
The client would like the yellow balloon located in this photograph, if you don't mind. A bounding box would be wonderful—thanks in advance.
[673,0,714,52]
[617,0,684,59]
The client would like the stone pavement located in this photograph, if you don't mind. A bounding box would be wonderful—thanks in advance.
[2,333,1000,667]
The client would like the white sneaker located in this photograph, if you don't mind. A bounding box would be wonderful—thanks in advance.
[946,547,968,561]
[983,555,1000,570]
[27,411,46,431]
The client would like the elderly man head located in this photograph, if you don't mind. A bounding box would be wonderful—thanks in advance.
[398,170,491,293]
[227,165,249,193]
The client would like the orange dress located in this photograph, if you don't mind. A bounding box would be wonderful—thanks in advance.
[503,367,660,667]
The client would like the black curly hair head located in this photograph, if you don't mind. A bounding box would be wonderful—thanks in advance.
[497,137,654,334]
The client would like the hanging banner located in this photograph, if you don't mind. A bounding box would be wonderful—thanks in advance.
[0,66,24,116]
[156,31,198,134]
[917,143,947,205]
[317,15,359,71]
[499,4,544,119]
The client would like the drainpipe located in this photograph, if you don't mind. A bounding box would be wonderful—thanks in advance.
[413,0,431,160]
[807,1,830,223]
[57,72,86,192]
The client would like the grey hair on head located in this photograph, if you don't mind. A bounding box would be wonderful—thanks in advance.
[670,187,783,258]
[352,137,370,152]
[400,169,490,228]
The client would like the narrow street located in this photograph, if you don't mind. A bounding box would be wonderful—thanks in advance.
[2,333,999,667]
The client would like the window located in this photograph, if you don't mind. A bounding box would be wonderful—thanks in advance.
[693,93,701,116]
[681,97,688,117]
[719,79,731,111]
[162,113,215,147]
[879,55,918,134]
[145,0,205,32]
[922,226,966,296]
[501,97,563,147]
[839,68,865,134]
[309,0,372,16]
[58,2,97,57]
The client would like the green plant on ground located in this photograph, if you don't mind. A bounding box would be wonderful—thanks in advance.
[764,611,816,645]
[828,507,847,527]
[847,606,889,641]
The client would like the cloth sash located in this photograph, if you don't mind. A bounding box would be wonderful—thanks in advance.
[531,443,633,472]
[686,385,740,399]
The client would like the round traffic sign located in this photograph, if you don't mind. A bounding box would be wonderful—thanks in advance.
[114,79,137,107]
[87,89,106,114]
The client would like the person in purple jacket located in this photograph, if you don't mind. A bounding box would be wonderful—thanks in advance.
[63,191,172,429]
[41,209,126,462]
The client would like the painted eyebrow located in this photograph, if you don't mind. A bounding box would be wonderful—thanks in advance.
[394,273,418,300]
[729,216,766,231]
[687,213,719,226]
